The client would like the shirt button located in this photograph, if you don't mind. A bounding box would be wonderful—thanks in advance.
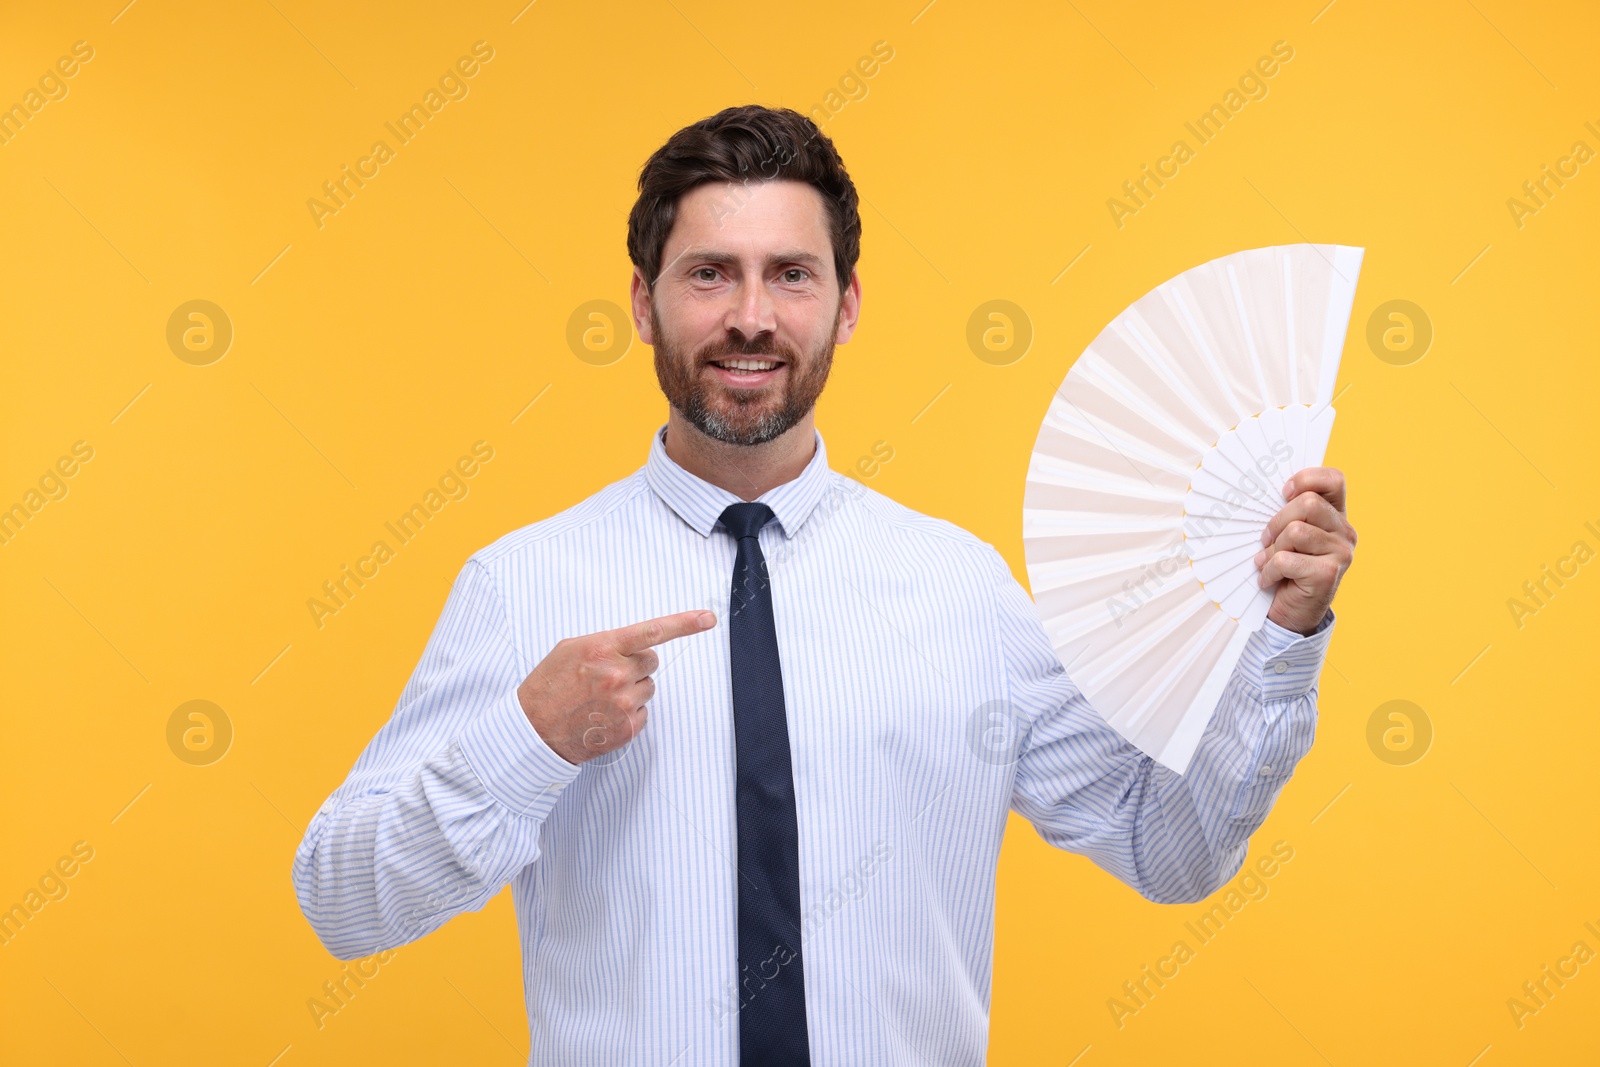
[1273,661,1289,674]
[1258,764,1273,777]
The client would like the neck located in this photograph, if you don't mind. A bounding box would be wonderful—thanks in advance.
[663,409,817,501]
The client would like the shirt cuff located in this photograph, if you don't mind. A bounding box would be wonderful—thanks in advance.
[1237,608,1336,701]
[458,683,584,818]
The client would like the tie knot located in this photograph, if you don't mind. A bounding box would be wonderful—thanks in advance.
[719,501,775,540]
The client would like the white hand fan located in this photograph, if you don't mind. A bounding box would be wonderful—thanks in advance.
[1022,243,1362,774]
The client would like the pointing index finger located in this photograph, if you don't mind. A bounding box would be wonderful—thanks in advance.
[612,610,718,655]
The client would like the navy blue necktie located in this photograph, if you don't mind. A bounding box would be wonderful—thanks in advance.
[719,502,811,1065]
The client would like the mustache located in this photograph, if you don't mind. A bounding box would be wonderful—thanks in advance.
[699,336,796,362]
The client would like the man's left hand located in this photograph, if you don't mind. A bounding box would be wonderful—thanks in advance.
[1253,467,1356,636]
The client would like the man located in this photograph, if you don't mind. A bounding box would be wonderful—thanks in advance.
[293,104,1355,1064]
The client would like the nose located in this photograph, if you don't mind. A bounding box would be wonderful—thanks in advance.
[723,277,777,343]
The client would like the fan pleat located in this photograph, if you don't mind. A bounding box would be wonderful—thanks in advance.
[1063,374,1197,466]
[1125,613,1236,750]
[1038,399,1194,483]
[1169,285,1247,425]
[1073,579,1209,691]
[1114,605,1231,738]
[1119,314,1221,425]
[1077,355,1213,456]
[1226,262,1273,406]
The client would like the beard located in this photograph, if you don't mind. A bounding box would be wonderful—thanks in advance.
[651,299,838,447]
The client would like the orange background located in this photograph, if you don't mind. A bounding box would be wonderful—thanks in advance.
[2,0,1597,1063]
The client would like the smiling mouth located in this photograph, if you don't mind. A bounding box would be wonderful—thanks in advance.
[708,358,785,372]
[706,358,786,386]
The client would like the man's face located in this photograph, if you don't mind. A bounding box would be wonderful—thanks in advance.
[633,179,861,446]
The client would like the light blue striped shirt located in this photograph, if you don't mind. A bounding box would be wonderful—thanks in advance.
[292,421,1334,1064]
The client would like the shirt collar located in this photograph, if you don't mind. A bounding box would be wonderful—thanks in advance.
[643,421,834,539]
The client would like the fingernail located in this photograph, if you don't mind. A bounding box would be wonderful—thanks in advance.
[698,611,716,628]
[1253,549,1265,566]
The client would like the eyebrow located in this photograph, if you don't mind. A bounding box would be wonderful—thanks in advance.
[676,248,827,273]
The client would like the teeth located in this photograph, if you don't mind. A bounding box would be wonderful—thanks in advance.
[717,359,779,371]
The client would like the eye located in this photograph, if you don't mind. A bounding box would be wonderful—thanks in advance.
[693,267,720,282]
[781,268,809,283]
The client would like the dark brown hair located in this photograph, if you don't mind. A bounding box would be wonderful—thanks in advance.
[627,104,861,294]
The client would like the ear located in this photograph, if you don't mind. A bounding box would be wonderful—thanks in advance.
[834,268,862,344]
[630,268,655,345]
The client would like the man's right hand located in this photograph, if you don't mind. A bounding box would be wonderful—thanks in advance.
[517,610,718,765]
